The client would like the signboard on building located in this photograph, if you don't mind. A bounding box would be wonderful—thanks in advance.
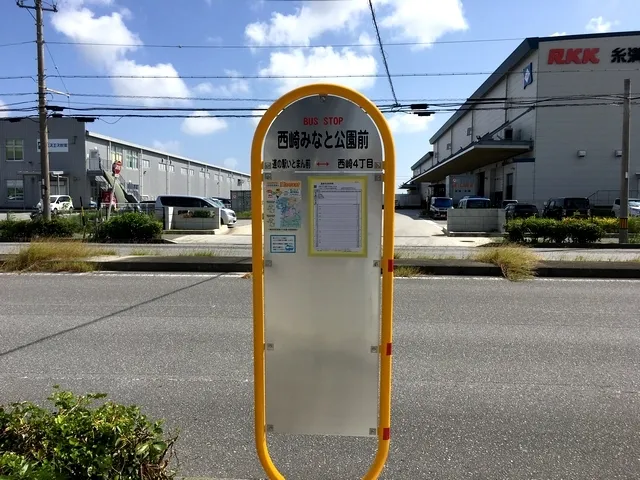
[251,84,396,479]
[112,159,122,177]
[36,139,69,153]
[547,46,640,65]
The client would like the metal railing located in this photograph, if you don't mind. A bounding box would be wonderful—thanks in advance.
[588,190,640,206]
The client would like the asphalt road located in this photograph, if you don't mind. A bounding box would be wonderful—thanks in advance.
[1,274,640,479]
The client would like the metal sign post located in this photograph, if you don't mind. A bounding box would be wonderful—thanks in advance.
[251,84,396,480]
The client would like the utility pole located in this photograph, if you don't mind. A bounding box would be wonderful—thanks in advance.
[17,0,57,221]
[619,78,631,243]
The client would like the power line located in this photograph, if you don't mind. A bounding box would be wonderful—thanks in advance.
[0,40,34,48]
[3,91,629,103]
[368,0,398,107]
[39,36,525,50]
[2,67,639,81]
[3,100,630,116]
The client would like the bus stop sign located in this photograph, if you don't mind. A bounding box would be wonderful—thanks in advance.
[251,84,396,480]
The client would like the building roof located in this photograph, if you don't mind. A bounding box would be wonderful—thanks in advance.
[410,151,434,171]
[86,131,250,177]
[429,30,640,144]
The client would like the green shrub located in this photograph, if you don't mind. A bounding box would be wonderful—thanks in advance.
[505,219,525,243]
[0,218,79,242]
[564,218,604,243]
[505,217,604,244]
[93,212,162,243]
[0,387,177,479]
[584,217,639,234]
[587,217,618,233]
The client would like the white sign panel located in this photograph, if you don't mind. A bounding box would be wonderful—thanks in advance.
[262,94,384,437]
[37,139,69,153]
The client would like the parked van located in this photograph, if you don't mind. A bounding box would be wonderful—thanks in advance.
[154,195,237,226]
[457,197,491,209]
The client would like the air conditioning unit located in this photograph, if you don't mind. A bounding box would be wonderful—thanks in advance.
[504,127,514,141]
[446,143,452,150]
[466,127,472,136]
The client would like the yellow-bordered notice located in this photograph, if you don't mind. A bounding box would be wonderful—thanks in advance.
[308,176,368,257]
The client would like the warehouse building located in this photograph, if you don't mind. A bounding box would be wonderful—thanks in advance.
[405,30,640,208]
[0,116,250,209]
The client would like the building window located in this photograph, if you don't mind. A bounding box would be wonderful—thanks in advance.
[5,139,24,161]
[189,169,195,176]
[142,159,150,168]
[181,167,188,175]
[159,163,167,172]
[125,149,139,169]
[111,146,123,166]
[206,172,211,179]
[199,171,205,178]
[6,179,24,201]
[169,164,175,173]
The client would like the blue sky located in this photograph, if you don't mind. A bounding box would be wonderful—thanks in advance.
[0,0,638,185]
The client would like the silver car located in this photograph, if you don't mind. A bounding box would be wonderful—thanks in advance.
[207,198,237,226]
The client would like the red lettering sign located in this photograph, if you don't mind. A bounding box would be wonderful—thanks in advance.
[303,117,318,126]
[323,116,343,126]
[548,48,600,65]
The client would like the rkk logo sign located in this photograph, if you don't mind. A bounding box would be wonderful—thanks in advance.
[547,48,600,65]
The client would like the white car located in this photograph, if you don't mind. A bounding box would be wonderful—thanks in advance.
[207,198,237,226]
[612,198,640,217]
[36,195,74,214]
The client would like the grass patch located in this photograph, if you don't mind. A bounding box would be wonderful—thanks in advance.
[2,242,108,272]
[394,266,422,277]
[178,250,217,257]
[47,261,96,273]
[473,246,539,281]
[130,249,153,256]
[236,211,251,219]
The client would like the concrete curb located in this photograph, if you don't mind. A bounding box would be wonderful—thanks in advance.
[86,256,640,279]
[2,254,640,279]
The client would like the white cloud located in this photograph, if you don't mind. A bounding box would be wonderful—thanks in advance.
[0,100,9,118]
[378,0,468,48]
[585,16,616,33]
[152,140,180,153]
[110,60,191,105]
[550,32,567,37]
[246,1,367,46]
[259,47,377,95]
[181,111,228,136]
[358,32,376,53]
[386,112,434,135]
[223,158,238,169]
[250,103,271,126]
[52,1,191,106]
[245,0,467,48]
[193,70,251,98]
[246,0,467,95]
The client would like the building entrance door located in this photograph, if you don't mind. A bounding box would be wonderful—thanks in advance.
[477,172,486,197]
[22,174,41,208]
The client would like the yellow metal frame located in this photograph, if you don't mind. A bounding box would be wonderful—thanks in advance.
[307,175,368,257]
[250,83,396,480]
